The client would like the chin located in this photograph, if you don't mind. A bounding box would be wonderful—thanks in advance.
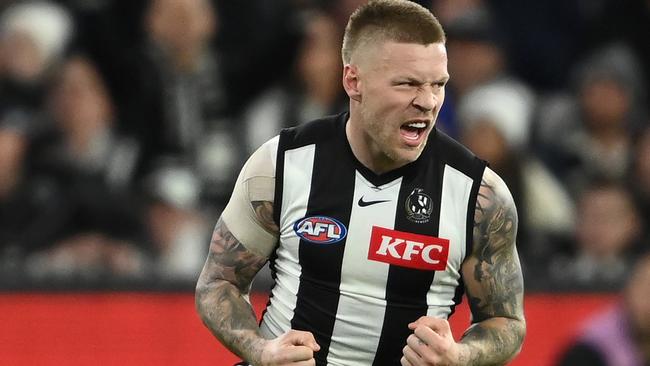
[392,147,423,166]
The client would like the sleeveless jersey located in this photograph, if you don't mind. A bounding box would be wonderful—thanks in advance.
[259,112,486,365]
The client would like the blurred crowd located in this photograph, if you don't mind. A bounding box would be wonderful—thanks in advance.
[0,0,648,291]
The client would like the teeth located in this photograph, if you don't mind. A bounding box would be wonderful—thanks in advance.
[407,122,426,129]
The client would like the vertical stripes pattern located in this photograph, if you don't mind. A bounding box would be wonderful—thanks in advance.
[327,173,402,365]
[289,141,357,365]
[427,165,473,318]
[371,162,442,366]
[264,113,487,365]
[260,145,315,338]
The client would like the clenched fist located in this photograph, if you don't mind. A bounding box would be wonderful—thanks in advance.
[401,316,469,366]
[257,330,321,366]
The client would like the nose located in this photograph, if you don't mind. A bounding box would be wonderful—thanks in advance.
[412,86,436,112]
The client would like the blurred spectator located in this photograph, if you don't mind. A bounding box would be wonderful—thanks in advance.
[482,0,585,91]
[438,5,526,137]
[0,0,74,280]
[548,180,644,290]
[557,250,650,365]
[630,127,650,242]
[431,0,482,25]
[537,43,647,197]
[123,0,246,211]
[0,0,644,292]
[0,127,25,198]
[325,0,366,31]
[39,55,141,188]
[578,0,650,106]
[143,165,210,281]
[242,10,347,152]
[57,1,147,109]
[457,82,575,278]
[0,1,72,130]
[23,55,148,281]
[0,127,28,270]
[443,6,505,98]
[214,0,303,109]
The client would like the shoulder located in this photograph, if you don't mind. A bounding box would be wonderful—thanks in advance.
[478,167,516,209]
[220,136,280,257]
[241,135,278,184]
[473,167,518,251]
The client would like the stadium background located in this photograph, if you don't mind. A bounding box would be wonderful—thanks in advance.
[0,0,648,365]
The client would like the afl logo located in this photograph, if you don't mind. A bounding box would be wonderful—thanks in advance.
[405,188,433,223]
[294,215,347,244]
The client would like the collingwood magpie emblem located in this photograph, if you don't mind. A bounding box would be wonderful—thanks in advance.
[405,188,433,223]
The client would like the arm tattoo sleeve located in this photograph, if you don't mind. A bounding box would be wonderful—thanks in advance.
[195,217,270,364]
[459,170,526,365]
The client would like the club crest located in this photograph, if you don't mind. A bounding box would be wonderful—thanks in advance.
[405,188,433,224]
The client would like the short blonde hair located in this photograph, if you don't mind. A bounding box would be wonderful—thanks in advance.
[341,0,445,64]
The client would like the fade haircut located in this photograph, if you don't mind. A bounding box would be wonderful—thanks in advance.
[341,0,445,64]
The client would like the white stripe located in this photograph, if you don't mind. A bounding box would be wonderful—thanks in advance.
[260,144,315,338]
[327,173,402,365]
[427,165,473,318]
[268,135,279,171]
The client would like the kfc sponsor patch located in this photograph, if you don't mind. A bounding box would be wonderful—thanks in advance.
[368,226,449,270]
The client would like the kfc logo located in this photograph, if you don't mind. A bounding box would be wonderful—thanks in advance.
[368,226,449,270]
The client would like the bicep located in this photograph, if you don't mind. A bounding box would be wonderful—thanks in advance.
[461,168,524,323]
[198,138,280,293]
[220,136,279,258]
[197,217,269,294]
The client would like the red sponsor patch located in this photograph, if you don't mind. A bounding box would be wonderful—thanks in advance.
[368,226,449,270]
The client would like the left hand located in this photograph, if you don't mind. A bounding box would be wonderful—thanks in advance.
[401,316,467,366]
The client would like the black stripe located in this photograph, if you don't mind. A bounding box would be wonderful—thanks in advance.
[263,132,290,327]
[290,121,356,365]
[465,158,487,260]
[450,157,486,322]
[273,132,287,228]
[448,278,465,318]
[372,141,443,366]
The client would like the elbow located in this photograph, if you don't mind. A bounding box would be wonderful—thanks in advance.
[511,318,527,358]
[194,279,212,323]
[194,282,205,317]
[195,277,233,324]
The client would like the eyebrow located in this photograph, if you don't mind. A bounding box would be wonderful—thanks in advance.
[395,76,450,84]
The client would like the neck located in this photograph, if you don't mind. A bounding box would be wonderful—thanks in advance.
[345,114,398,175]
[155,43,203,73]
[592,127,627,148]
[172,49,202,73]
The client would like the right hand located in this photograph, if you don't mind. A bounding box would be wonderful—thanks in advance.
[257,330,320,365]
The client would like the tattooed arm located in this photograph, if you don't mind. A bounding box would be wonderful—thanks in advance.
[196,138,320,365]
[195,209,269,363]
[402,168,524,366]
[196,202,320,365]
[458,167,526,364]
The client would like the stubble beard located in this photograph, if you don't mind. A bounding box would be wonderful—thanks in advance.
[363,112,424,171]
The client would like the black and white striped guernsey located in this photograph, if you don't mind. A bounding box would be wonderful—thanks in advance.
[260,112,486,365]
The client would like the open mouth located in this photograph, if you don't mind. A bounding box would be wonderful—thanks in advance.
[400,120,429,143]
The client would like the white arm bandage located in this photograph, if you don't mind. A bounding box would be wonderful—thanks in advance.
[221,136,279,258]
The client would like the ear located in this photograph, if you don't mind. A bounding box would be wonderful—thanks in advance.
[342,64,362,102]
